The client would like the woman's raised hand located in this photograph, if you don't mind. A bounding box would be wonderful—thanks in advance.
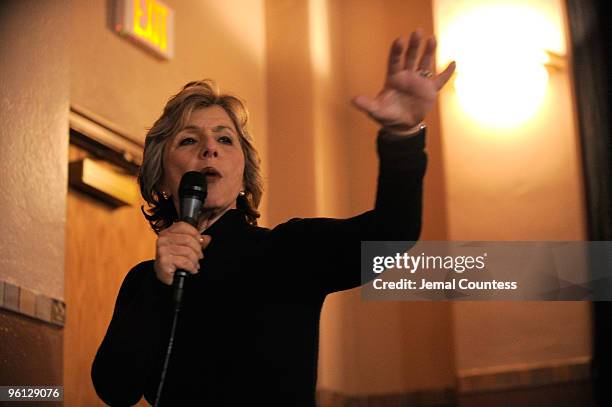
[352,30,456,133]
[154,222,212,285]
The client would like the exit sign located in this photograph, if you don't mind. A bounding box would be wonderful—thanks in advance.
[114,0,175,60]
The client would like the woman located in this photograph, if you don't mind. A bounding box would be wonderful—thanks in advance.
[92,30,455,406]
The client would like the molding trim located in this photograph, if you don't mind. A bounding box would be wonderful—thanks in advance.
[69,105,143,175]
[316,388,455,407]
[0,280,65,327]
[457,357,592,394]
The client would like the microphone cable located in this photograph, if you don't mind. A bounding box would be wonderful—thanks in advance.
[153,276,186,407]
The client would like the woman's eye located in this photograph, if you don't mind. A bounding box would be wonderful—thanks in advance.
[218,135,233,145]
[179,137,196,146]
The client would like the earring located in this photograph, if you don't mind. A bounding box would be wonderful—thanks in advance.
[161,191,170,200]
[239,190,246,197]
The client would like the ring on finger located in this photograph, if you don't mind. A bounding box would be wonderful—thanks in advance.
[417,69,434,78]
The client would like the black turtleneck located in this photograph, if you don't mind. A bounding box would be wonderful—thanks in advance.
[91,130,427,406]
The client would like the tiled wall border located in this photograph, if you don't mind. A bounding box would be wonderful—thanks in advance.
[0,280,65,327]
[457,357,592,394]
[317,358,591,406]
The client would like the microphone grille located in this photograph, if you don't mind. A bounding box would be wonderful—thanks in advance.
[179,171,207,200]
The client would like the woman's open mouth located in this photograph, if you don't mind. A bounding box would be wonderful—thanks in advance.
[201,167,222,182]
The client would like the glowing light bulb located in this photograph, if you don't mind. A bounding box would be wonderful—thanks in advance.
[454,58,549,128]
[437,3,559,128]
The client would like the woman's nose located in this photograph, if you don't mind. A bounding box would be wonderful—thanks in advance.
[202,137,218,158]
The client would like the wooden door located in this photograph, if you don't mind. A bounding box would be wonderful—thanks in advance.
[64,143,155,406]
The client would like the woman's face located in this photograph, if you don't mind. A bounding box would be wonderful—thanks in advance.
[161,105,245,216]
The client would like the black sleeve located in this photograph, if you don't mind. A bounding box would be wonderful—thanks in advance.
[91,261,172,406]
[266,129,427,294]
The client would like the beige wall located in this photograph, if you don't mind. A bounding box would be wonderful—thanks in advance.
[0,0,69,302]
[0,0,69,389]
[433,0,592,376]
[265,0,318,224]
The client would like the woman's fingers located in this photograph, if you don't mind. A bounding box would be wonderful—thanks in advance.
[159,245,201,267]
[434,61,456,90]
[172,255,199,274]
[200,234,212,249]
[166,221,202,239]
[403,30,423,71]
[161,233,203,258]
[417,36,436,72]
[387,31,447,80]
[155,245,200,280]
[387,37,405,77]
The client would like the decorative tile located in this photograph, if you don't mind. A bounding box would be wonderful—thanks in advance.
[35,294,53,323]
[19,287,36,317]
[0,279,65,327]
[51,298,66,326]
[4,282,19,312]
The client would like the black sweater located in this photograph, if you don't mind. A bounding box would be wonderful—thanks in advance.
[91,130,427,406]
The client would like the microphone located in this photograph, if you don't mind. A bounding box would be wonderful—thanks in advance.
[155,171,207,407]
[173,171,207,304]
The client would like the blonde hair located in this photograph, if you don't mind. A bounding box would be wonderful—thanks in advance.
[138,80,263,233]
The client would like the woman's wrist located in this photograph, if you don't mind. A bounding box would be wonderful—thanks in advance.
[382,122,426,137]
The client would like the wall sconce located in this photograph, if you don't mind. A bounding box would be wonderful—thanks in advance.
[436,2,566,129]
